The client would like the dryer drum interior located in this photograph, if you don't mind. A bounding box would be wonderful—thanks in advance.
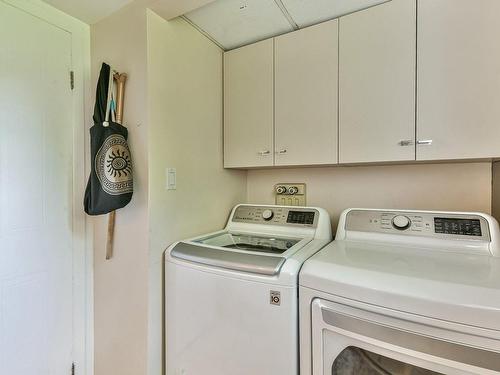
[332,347,442,375]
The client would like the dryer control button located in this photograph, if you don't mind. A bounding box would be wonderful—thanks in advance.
[392,215,411,230]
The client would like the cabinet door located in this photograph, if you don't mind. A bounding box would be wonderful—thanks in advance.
[224,39,274,168]
[339,0,416,163]
[417,0,500,160]
[275,20,338,166]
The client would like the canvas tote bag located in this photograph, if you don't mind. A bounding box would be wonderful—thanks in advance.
[84,63,133,215]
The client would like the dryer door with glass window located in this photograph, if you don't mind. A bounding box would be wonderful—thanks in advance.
[312,298,500,375]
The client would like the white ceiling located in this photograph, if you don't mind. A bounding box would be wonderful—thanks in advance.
[281,0,390,27]
[42,0,217,25]
[185,0,389,50]
[43,0,135,24]
[149,0,217,21]
[42,0,388,45]
[186,0,294,50]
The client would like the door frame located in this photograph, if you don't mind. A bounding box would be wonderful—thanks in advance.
[0,1,93,374]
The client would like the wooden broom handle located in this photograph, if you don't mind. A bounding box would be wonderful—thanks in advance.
[105,211,116,260]
[114,73,127,123]
[106,72,128,260]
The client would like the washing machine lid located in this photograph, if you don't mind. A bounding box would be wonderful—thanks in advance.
[300,241,500,331]
[171,230,311,276]
[194,231,300,254]
[171,241,287,276]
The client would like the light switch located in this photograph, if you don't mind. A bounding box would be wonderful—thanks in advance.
[166,168,176,190]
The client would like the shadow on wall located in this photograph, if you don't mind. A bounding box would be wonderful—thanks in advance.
[492,162,500,221]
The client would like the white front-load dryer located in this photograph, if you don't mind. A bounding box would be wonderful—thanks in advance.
[300,208,500,375]
[165,204,332,375]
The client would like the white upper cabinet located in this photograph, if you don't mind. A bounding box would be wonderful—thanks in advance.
[275,20,338,166]
[417,0,500,160]
[223,0,500,169]
[224,39,274,168]
[338,0,416,163]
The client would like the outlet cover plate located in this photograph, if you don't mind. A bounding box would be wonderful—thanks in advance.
[274,183,306,206]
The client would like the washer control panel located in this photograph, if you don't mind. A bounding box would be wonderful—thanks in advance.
[346,210,490,241]
[232,205,318,227]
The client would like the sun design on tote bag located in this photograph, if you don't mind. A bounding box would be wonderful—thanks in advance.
[95,134,133,195]
[106,149,132,178]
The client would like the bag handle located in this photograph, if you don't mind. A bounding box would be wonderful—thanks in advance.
[103,68,116,127]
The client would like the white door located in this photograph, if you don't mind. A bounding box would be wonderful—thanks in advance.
[0,3,74,375]
[224,39,274,168]
[338,0,416,163]
[275,20,338,167]
[417,0,500,160]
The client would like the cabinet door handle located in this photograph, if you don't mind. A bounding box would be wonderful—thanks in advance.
[276,149,287,154]
[258,150,271,156]
[417,140,433,145]
[398,140,414,146]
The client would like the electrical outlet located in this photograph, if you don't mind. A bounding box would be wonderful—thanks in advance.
[274,183,306,206]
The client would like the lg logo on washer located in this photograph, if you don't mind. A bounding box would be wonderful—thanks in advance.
[270,290,281,306]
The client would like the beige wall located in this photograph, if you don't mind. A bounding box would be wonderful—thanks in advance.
[247,162,492,230]
[90,7,247,375]
[147,12,247,375]
[91,3,149,375]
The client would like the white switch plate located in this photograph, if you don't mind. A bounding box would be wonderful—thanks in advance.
[166,168,176,190]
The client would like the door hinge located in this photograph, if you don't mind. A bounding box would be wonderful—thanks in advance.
[70,71,75,90]
[71,362,75,375]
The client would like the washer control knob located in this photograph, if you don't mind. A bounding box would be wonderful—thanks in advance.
[392,215,411,230]
[262,209,274,221]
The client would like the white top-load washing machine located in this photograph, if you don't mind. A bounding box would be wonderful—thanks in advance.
[300,208,500,375]
[165,204,332,375]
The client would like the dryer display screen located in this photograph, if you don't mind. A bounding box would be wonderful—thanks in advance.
[434,218,482,236]
[287,211,315,225]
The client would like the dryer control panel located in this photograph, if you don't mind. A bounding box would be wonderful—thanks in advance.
[434,217,482,236]
[345,210,491,241]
